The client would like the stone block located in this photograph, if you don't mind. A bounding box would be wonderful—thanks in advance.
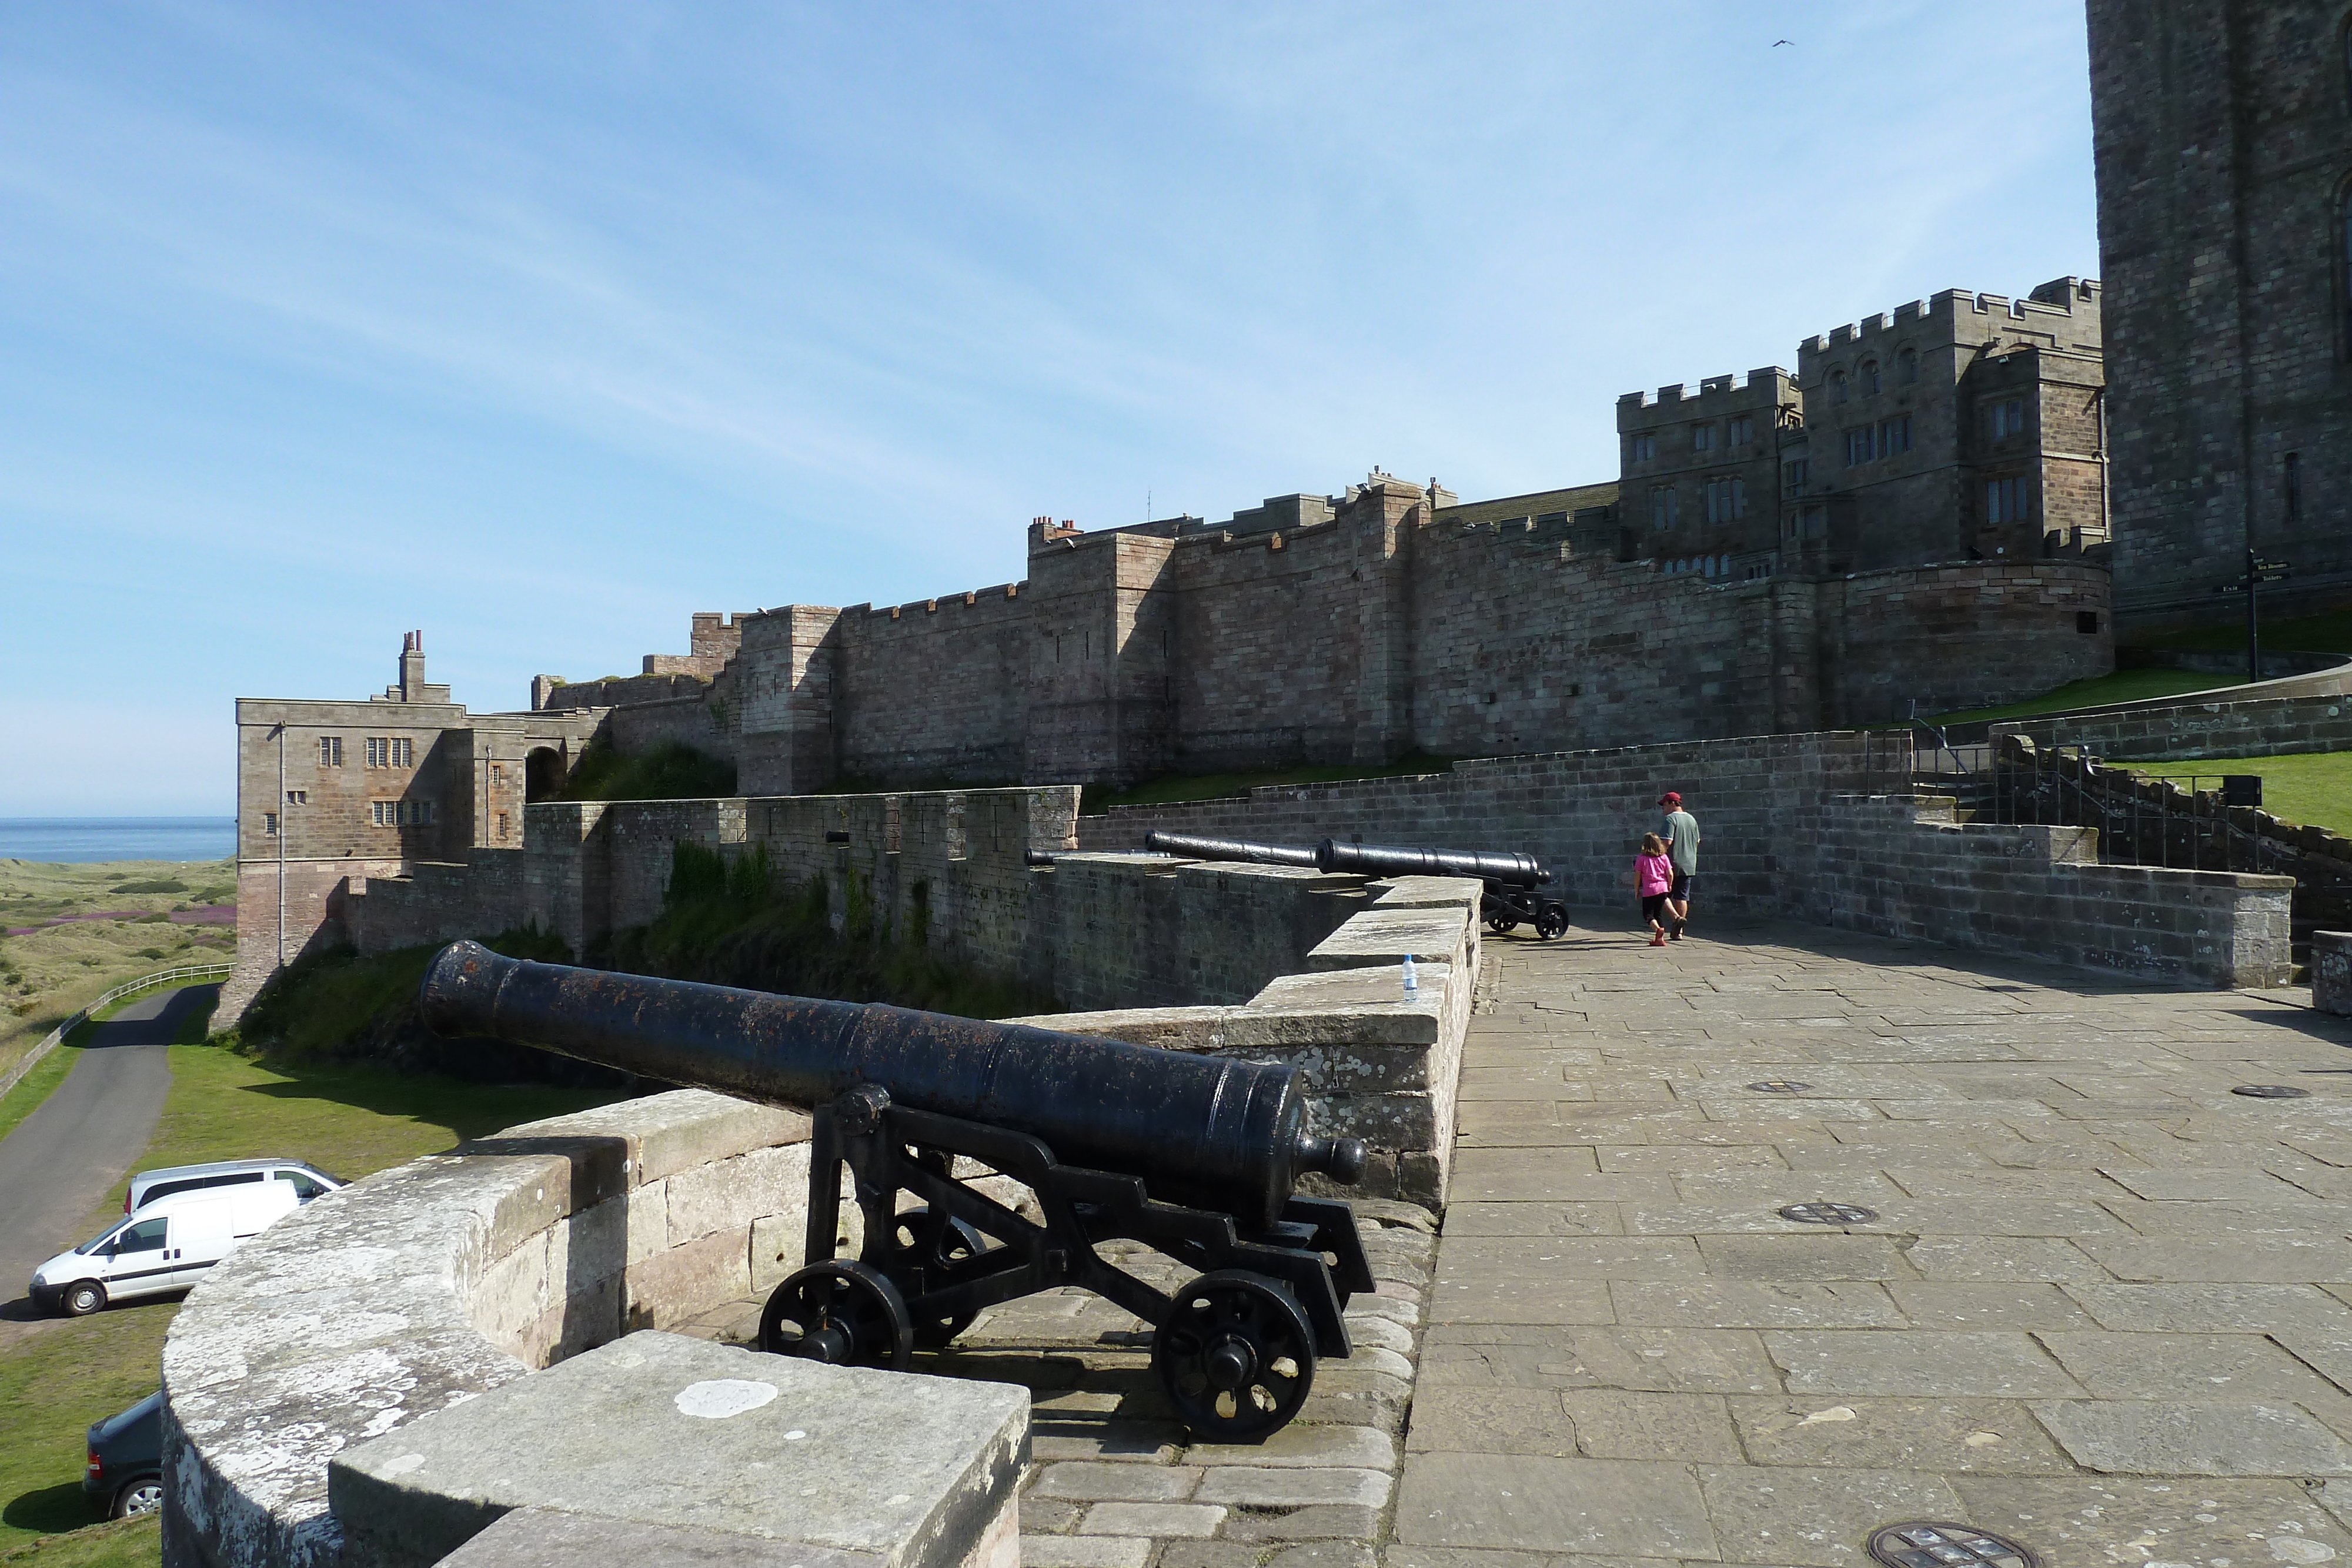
[332,1331,1028,1568]
[1078,1502,1225,1537]
[1305,909,1468,972]
[626,1226,753,1330]
[2316,931,2352,1016]
[1193,1467,1392,1508]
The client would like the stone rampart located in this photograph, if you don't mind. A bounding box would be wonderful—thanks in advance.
[159,1089,1028,1568]
[1078,728,2294,989]
[1993,681,2352,763]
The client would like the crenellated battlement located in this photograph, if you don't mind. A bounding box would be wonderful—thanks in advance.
[1618,366,1792,414]
[1800,278,2102,359]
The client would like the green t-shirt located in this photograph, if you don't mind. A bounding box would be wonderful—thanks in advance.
[1663,810,1699,874]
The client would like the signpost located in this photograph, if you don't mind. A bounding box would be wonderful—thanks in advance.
[2215,552,2292,682]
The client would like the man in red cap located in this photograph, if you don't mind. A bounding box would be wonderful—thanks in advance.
[1658,791,1699,940]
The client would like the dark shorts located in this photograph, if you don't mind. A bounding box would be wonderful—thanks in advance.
[1642,894,1670,924]
[1670,872,1693,900]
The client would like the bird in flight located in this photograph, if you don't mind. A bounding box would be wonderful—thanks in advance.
[1773,38,1794,46]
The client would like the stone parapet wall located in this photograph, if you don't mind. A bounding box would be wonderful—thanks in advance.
[1993,681,2352,763]
[1808,795,2294,988]
[1012,872,1482,1206]
[1079,730,2294,989]
[159,1089,822,1568]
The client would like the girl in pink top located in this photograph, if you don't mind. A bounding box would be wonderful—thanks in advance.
[1636,833,1674,947]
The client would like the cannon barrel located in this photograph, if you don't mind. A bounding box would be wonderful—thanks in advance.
[1144,831,1319,868]
[419,942,1363,1225]
[1315,838,1551,887]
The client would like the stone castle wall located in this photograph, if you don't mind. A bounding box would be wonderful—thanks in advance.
[601,498,2112,793]
[2088,0,2352,629]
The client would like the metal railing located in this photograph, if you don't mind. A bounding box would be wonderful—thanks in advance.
[0,961,233,1104]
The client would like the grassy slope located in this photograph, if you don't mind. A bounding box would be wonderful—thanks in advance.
[0,992,628,1557]
[2113,750,2352,837]
[0,860,236,1080]
[1926,668,2250,727]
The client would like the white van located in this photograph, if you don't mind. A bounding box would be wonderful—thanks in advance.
[31,1181,302,1316]
[122,1158,340,1215]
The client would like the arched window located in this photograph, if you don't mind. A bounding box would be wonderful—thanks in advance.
[1829,371,1849,403]
[1861,360,1881,395]
[1897,347,1918,384]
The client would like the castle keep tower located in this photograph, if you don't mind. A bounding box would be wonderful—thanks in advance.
[2088,1,2352,628]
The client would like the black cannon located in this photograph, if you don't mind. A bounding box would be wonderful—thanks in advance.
[419,941,1372,1439]
[1143,831,1320,868]
[1315,838,1572,940]
[1145,830,1571,940]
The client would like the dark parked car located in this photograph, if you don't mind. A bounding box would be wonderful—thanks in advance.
[85,1391,162,1519]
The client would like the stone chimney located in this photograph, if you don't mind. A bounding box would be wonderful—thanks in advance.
[399,630,427,702]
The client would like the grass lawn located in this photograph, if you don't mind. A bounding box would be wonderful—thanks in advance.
[1926,667,2250,727]
[2113,749,2352,837]
[1080,752,1457,815]
[0,993,630,1559]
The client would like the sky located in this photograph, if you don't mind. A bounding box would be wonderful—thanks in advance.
[0,1,2099,817]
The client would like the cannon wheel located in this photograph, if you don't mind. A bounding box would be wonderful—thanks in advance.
[1485,912,1520,935]
[759,1260,914,1372]
[1152,1269,1315,1441]
[893,1205,994,1348]
[1535,907,1569,940]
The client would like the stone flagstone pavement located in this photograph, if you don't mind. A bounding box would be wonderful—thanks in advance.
[1395,915,2352,1568]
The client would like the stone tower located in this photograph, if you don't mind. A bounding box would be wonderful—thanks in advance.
[2087,1,2352,629]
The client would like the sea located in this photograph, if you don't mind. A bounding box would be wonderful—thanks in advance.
[0,817,238,864]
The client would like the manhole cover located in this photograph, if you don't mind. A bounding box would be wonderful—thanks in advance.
[1747,1079,1812,1094]
[1867,1520,2038,1568]
[2233,1084,2313,1099]
[1778,1202,1877,1225]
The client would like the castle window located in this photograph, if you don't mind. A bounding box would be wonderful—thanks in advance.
[1986,397,2027,439]
[1882,415,1913,455]
[263,812,278,837]
[1728,416,1754,446]
[1986,475,2032,525]
[1692,424,1715,452]
[1786,457,1809,492]
[1861,361,1881,395]
[318,736,343,767]
[491,763,505,785]
[1629,433,1655,462]
[1897,347,1918,384]
[1830,372,1849,403]
[1845,429,1874,465]
[1704,476,1748,523]
[1649,486,1678,529]
[497,811,510,840]
[284,790,306,805]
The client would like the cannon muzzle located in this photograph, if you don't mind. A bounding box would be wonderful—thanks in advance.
[420,942,1364,1225]
[1144,831,1320,868]
[1315,838,1550,887]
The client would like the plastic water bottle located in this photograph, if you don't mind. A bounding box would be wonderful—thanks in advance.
[1402,955,1418,1000]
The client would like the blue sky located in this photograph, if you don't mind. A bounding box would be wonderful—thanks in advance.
[0,1,2097,816]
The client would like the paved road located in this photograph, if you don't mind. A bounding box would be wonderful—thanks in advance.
[1393,919,2352,1568]
[0,985,205,1333]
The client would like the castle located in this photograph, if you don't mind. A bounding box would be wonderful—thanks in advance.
[236,0,2352,1014]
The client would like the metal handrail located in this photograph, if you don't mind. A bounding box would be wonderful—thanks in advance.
[0,960,233,1104]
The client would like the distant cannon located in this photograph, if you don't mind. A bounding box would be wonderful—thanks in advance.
[1143,831,1319,867]
[420,941,1371,1439]
[1147,831,1571,940]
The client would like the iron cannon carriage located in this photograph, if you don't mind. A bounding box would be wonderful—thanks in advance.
[1145,830,1572,940]
[419,941,1372,1439]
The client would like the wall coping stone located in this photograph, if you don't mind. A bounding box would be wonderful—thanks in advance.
[329,1330,1027,1568]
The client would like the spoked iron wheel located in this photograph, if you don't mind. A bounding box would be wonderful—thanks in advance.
[1535,907,1569,940]
[892,1203,994,1348]
[1152,1269,1315,1441]
[759,1259,913,1371]
[1485,913,1520,935]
